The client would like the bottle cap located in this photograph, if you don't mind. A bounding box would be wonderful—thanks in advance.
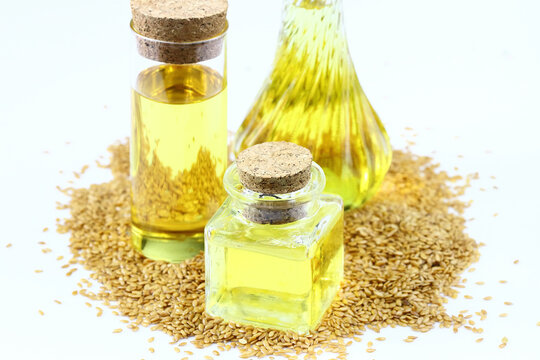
[237,142,313,194]
[131,0,228,42]
[131,0,228,64]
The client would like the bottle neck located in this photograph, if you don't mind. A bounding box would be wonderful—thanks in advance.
[281,0,346,41]
[224,163,326,224]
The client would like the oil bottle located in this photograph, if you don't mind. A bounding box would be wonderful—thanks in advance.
[130,0,228,262]
[234,0,392,209]
[205,142,344,333]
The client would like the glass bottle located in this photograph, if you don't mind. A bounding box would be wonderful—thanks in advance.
[205,142,344,333]
[130,2,228,262]
[234,0,392,210]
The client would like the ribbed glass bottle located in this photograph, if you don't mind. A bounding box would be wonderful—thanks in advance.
[234,0,392,209]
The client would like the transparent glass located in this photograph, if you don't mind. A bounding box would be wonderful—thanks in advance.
[130,22,228,263]
[205,162,344,333]
[233,0,392,210]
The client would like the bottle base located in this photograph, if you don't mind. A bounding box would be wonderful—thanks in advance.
[131,225,204,263]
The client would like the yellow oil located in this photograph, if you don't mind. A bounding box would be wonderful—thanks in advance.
[234,0,392,209]
[205,196,343,333]
[131,64,227,262]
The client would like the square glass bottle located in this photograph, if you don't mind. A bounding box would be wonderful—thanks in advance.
[205,142,344,333]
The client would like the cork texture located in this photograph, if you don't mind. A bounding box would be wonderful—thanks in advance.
[135,35,224,64]
[237,142,313,194]
[131,0,228,43]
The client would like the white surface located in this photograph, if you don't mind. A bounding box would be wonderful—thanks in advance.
[1,0,540,359]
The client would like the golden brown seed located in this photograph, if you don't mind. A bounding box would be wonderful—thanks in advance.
[147,337,154,343]
[475,281,485,285]
[148,348,154,353]
[375,337,385,341]
[112,328,123,333]
[476,338,483,343]
[464,295,473,299]
[499,313,508,318]
[483,296,492,301]
[504,301,513,306]
[366,348,376,353]
[54,142,483,359]
[38,310,44,316]
[174,347,180,353]
[5,243,12,248]
[54,300,62,304]
[499,280,507,284]
[513,259,519,264]
[43,227,49,232]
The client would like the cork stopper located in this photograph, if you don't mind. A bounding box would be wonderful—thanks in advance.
[237,142,313,194]
[131,0,228,64]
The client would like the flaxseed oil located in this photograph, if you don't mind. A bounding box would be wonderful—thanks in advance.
[234,0,392,209]
[131,64,227,262]
[206,196,344,333]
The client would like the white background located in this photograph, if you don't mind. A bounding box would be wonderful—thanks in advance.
[1,0,540,359]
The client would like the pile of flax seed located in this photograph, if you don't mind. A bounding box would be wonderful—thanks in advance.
[56,142,479,359]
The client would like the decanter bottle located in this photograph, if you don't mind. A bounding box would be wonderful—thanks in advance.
[234,0,392,209]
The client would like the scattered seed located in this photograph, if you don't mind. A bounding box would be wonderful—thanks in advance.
[513,259,519,264]
[174,347,180,353]
[499,280,507,284]
[41,248,52,254]
[96,307,103,317]
[475,281,485,285]
[34,269,43,273]
[113,328,123,333]
[483,296,492,301]
[499,343,507,349]
[148,347,154,353]
[38,310,44,316]
[493,213,498,217]
[504,302,513,306]
[55,142,482,359]
[367,341,373,347]
[43,227,49,232]
[38,241,46,245]
[5,243,12,248]
[66,268,78,277]
[366,348,376,353]
[499,313,508,318]
[147,337,154,343]
[54,300,62,304]
[56,255,64,261]
[476,338,483,343]
[375,337,385,341]
[468,268,476,273]
[464,295,473,299]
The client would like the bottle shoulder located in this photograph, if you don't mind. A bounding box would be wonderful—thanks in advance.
[205,195,343,259]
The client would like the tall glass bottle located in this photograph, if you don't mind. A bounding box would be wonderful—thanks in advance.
[234,0,392,209]
[130,1,228,262]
